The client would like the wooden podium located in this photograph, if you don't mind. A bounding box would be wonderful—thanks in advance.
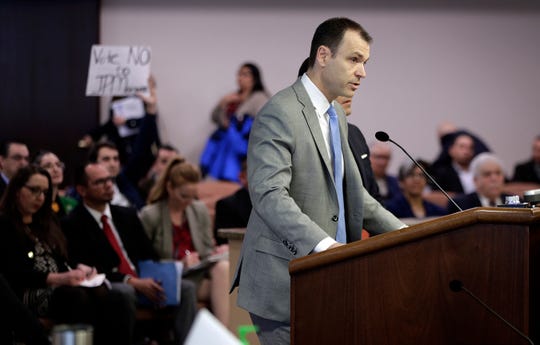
[290,207,540,345]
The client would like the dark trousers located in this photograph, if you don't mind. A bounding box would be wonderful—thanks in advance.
[250,313,291,345]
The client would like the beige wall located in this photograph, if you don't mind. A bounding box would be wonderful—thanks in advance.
[100,2,540,176]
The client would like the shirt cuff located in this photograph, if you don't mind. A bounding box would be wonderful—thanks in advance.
[313,237,337,253]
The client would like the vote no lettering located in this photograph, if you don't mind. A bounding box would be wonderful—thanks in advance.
[85,45,151,96]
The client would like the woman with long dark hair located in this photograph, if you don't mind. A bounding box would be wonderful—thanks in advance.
[201,62,270,181]
[210,62,269,130]
[0,166,132,344]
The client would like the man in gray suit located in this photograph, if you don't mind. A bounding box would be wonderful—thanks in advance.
[231,17,406,344]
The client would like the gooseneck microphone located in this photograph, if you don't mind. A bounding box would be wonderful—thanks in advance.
[449,280,534,345]
[375,131,463,212]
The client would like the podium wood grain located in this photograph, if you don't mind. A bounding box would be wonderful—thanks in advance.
[290,207,540,345]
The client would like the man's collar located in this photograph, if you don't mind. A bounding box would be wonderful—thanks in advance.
[83,202,112,225]
[301,73,333,116]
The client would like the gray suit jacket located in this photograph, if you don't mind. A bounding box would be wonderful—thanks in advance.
[139,200,214,260]
[232,79,405,322]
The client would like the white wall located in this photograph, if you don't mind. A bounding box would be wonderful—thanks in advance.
[100,2,540,176]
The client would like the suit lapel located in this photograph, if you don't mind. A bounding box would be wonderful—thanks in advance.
[185,204,204,255]
[159,202,174,258]
[292,80,333,177]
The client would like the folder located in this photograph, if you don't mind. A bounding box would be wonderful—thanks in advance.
[138,260,183,306]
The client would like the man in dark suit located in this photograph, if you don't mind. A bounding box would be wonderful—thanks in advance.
[62,163,197,344]
[431,133,476,195]
[0,140,29,198]
[214,159,251,245]
[369,141,401,203]
[512,135,540,184]
[348,123,381,202]
[447,153,509,213]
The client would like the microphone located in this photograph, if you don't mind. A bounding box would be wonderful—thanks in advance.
[375,131,463,212]
[449,280,534,345]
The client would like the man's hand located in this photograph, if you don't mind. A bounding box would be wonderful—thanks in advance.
[328,242,345,250]
[128,277,166,305]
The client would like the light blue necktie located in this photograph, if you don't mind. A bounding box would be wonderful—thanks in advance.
[327,105,346,243]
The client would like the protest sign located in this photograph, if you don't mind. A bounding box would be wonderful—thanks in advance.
[86,45,151,96]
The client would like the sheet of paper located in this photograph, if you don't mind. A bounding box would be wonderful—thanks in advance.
[111,96,146,137]
[79,273,106,288]
[185,308,242,345]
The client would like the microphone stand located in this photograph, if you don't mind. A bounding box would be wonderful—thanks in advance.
[380,134,463,212]
[450,280,534,345]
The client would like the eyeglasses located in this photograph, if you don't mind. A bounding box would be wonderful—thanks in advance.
[8,154,29,162]
[90,176,115,187]
[41,161,65,170]
[23,185,49,197]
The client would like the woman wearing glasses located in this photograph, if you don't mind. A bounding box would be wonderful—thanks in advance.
[140,156,229,326]
[33,150,78,217]
[385,160,447,219]
[0,166,132,344]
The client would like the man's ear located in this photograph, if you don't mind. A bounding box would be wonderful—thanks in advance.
[316,45,332,67]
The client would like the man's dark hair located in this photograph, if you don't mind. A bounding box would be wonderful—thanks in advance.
[74,163,90,187]
[308,17,372,68]
[297,57,309,78]
[0,139,27,157]
[87,141,118,163]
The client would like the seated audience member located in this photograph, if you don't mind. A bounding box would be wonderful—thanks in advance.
[0,165,132,345]
[80,75,159,164]
[0,140,30,197]
[34,150,78,217]
[431,133,476,195]
[348,121,382,203]
[140,157,229,326]
[447,153,510,213]
[214,159,251,244]
[138,143,180,201]
[0,273,50,345]
[200,62,270,182]
[431,121,491,170]
[369,141,401,203]
[62,163,197,345]
[512,135,540,184]
[87,141,145,209]
[385,160,447,219]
